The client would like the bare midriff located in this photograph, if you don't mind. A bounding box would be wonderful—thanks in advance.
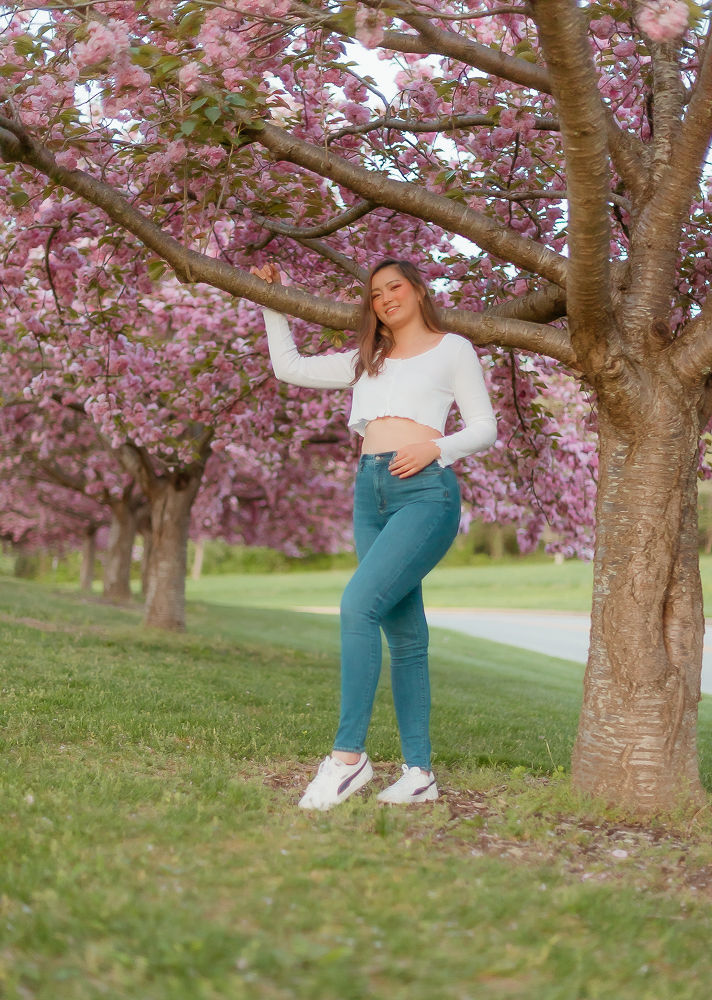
[362,416,441,454]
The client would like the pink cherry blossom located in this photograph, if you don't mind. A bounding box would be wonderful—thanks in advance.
[74,20,130,70]
[178,61,202,94]
[638,1,690,42]
[354,8,387,49]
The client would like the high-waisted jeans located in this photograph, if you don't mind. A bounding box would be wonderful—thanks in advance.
[333,452,461,769]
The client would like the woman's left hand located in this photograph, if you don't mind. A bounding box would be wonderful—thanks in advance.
[389,441,442,478]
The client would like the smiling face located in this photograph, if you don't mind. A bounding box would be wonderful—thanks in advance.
[370,265,423,331]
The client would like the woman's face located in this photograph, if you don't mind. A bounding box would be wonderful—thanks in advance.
[370,266,422,330]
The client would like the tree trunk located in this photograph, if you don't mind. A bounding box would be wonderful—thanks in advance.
[79,526,97,593]
[103,500,137,603]
[143,472,203,630]
[487,524,505,560]
[190,536,205,581]
[135,504,152,597]
[572,390,705,811]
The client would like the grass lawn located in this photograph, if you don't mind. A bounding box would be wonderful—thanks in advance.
[2,576,712,999]
[184,553,712,615]
[185,559,597,613]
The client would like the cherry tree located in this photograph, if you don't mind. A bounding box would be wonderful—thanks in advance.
[0,364,145,597]
[2,0,710,810]
[0,233,370,622]
[0,401,108,586]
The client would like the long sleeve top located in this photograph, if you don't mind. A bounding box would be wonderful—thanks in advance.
[262,308,497,467]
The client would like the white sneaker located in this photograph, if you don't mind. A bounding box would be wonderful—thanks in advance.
[298,753,373,811]
[376,765,438,804]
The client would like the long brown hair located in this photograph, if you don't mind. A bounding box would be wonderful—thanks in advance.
[352,259,442,382]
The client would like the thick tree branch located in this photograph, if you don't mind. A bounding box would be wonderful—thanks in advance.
[0,116,574,363]
[194,425,215,463]
[349,0,643,193]
[649,40,686,187]
[296,238,368,282]
[252,200,374,239]
[603,108,647,198]
[631,27,712,318]
[0,124,22,160]
[352,0,552,93]
[487,282,567,325]
[670,314,712,387]
[21,491,104,527]
[326,113,560,143]
[256,123,568,286]
[37,459,89,497]
[0,115,360,326]
[530,0,612,371]
[443,308,576,366]
[464,186,630,210]
[117,443,158,496]
[698,376,712,429]
[397,3,528,22]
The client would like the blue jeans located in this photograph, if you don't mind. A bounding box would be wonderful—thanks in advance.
[333,452,461,769]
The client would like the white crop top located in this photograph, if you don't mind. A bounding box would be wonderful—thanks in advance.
[261,308,497,467]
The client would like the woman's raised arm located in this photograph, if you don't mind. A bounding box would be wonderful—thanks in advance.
[251,265,357,390]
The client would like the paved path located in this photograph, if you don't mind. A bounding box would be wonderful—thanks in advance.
[426,609,712,696]
[298,605,712,695]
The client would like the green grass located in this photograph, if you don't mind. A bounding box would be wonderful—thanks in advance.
[185,554,712,614]
[185,559,596,612]
[3,577,712,999]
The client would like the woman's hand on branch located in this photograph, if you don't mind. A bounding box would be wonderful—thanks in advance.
[388,441,442,478]
[250,263,282,284]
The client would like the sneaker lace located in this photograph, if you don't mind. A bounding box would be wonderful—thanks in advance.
[317,755,337,776]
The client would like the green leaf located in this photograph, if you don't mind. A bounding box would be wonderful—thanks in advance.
[147,260,168,281]
[204,106,221,125]
[326,7,356,34]
[10,191,30,208]
[433,79,457,99]
[130,44,163,68]
[58,108,81,125]
[178,8,206,37]
[154,55,183,81]
[13,36,36,57]
[225,93,249,108]
[0,63,23,77]
[190,96,210,112]
[180,117,199,136]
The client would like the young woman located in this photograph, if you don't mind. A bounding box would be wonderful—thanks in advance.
[250,259,497,810]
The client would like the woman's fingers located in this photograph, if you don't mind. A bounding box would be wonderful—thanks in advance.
[389,441,440,478]
[388,453,422,478]
[249,264,282,283]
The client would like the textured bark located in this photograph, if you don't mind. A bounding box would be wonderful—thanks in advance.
[190,537,205,582]
[142,472,203,630]
[531,0,612,367]
[138,510,152,599]
[630,30,712,318]
[572,384,705,811]
[79,526,97,593]
[102,500,137,604]
[650,42,686,186]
